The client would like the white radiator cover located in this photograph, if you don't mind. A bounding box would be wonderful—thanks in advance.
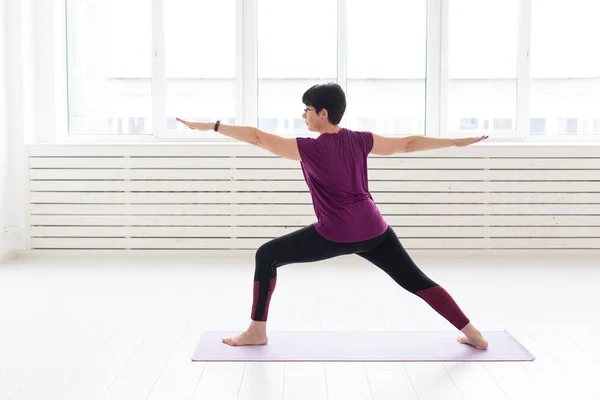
[26,142,600,250]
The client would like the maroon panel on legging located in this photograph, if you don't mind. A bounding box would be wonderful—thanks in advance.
[415,285,470,330]
[251,277,277,321]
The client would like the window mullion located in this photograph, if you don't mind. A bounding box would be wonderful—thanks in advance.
[438,0,449,137]
[426,0,442,137]
[242,0,257,127]
[516,0,531,138]
[235,0,244,125]
[337,0,347,127]
[151,0,166,138]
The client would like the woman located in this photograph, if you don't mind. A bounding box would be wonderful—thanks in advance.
[177,82,489,350]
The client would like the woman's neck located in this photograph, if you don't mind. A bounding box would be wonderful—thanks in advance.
[318,125,343,135]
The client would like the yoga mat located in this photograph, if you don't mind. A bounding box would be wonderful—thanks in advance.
[192,330,534,362]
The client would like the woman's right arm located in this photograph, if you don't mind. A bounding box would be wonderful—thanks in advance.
[371,133,487,155]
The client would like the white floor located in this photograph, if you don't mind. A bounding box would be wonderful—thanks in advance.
[1,251,599,400]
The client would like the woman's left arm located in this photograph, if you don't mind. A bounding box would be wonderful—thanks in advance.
[176,118,301,161]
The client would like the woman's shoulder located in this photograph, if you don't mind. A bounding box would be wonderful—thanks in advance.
[340,127,372,137]
[343,128,374,153]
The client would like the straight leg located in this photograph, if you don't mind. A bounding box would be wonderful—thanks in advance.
[356,227,488,350]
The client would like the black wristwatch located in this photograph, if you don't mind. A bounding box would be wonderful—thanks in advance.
[214,120,220,132]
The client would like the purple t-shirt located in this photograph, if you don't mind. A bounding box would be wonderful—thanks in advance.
[296,128,389,243]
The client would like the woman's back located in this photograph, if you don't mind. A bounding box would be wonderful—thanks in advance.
[296,128,389,243]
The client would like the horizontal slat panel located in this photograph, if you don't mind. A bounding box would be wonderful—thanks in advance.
[29,192,600,204]
[28,214,600,227]
[29,192,313,204]
[29,157,292,169]
[29,215,315,226]
[28,168,600,181]
[29,169,301,180]
[29,180,600,193]
[29,237,600,249]
[27,143,600,158]
[26,144,600,251]
[29,226,293,237]
[28,156,600,170]
[29,203,600,215]
[30,226,600,238]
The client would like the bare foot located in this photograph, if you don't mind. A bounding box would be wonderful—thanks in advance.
[222,330,268,346]
[457,334,488,350]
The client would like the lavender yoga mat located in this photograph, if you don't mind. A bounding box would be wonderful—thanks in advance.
[192,330,534,362]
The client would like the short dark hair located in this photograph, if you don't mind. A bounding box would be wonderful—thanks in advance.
[302,82,346,125]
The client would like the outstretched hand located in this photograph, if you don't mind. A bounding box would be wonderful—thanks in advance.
[454,135,489,147]
[176,118,212,131]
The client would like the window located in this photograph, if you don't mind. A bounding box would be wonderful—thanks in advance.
[346,0,427,136]
[493,118,513,130]
[258,118,278,133]
[558,118,579,135]
[293,119,306,132]
[460,118,478,130]
[530,0,600,136]
[61,0,600,141]
[164,0,236,139]
[257,0,336,137]
[358,118,378,133]
[530,118,546,134]
[447,0,519,134]
[66,0,152,135]
[392,119,414,135]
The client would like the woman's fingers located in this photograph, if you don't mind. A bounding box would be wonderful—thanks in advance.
[176,117,194,129]
[456,135,488,147]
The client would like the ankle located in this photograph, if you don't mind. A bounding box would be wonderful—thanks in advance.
[461,323,481,338]
[249,320,267,332]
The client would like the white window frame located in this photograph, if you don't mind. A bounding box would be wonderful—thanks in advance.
[155,0,255,141]
[337,0,348,128]
[439,0,528,140]
[27,0,600,143]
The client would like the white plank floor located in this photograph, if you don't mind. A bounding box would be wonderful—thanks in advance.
[1,252,599,400]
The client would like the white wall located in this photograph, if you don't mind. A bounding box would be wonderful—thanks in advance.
[0,0,12,260]
[1,0,35,261]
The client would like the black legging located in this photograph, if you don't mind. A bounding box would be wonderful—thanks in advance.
[251,225,470,330]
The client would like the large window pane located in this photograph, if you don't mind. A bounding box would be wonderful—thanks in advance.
[347,0,427,136]
[447,0,519,133]
[257,0,337,136]
[530,0,600,136]
[66,0,152,135]
[165,1,236,138]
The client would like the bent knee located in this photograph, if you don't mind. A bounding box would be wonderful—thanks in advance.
[255,242,276,264]
[254,243,279,279]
